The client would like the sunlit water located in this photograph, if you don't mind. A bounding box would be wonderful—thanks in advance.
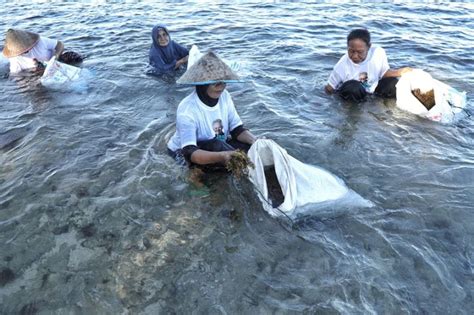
[1,2,473,314]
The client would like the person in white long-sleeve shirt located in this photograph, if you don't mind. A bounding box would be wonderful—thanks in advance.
[2,28,64,74]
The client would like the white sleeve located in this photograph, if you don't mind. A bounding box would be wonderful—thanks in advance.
[8,57,22,73]
[327,67,342,89]
[377,47,390,78]
[176,114,198,148]
[41,37,59,51]
[226,94,243,131]
[327,56,346,90]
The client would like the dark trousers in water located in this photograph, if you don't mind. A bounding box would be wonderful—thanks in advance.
[197,138,251,153]
[338,77,399,102]
[167,138,251,167]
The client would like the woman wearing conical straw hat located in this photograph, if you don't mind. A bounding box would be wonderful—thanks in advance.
[2,28,81,74]
[167,51,257,166]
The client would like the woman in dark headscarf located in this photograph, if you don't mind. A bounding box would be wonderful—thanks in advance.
[149,24,189,74]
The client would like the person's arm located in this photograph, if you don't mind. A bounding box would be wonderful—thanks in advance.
[173,42,189,69]
[149,49,177,73]
[325,64,341,94]
[175,55,189,69]
[383,67,412,78]
[236,129,257,145]
[190,149,234,165]
[54,40,64,59]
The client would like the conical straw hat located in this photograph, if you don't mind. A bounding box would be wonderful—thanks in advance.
[2,29,40,58]
[177,51,243,85]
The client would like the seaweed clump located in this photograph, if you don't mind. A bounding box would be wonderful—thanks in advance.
[412,88,436,110]
[225,150,254,179]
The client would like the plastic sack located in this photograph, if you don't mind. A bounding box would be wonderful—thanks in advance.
[396,69,467,123]
[247,139,354,217]
[188,45,203,68]
[40,56,82,88]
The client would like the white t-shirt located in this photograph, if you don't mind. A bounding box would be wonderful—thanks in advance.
[327,46,390,93]
[167,89,243,152]
[8,36,58,73]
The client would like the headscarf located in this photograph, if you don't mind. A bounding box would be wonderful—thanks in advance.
[196,84,219,107]
[149,24,189,74]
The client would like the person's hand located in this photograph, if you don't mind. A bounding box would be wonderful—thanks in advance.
[325,84,335,94]
[221,151,235,165]
[400,67,413,76]
[175,58,186,69]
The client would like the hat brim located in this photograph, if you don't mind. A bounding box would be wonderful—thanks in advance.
[178,79,246,86]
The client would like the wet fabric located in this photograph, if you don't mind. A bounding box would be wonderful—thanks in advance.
[148,24,188,74]
[374,77,398,98]
[338,80,367,102]
[338,77,398,102]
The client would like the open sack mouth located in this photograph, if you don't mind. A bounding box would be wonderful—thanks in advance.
[247,139,354,217]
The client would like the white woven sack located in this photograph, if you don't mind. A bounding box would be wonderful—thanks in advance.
[247,139,349,217]
[396,69,467,123]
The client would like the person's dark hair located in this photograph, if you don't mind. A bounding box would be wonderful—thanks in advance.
[347,29,371,46]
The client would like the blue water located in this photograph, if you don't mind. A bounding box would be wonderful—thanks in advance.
[1,2,473,314]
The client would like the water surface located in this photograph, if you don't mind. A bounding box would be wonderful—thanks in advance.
[1,2,473,314]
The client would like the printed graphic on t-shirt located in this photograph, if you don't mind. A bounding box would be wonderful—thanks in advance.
[359,71,370,89]
[212,119,226,141]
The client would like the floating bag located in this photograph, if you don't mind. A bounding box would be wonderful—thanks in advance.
[247,139,356,217]
[396,69,467,123]
[188,45,203,68]
[40,56,82,88]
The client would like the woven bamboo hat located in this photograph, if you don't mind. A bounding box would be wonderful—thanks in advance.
[177,51,243,85]
[2,29,40,58]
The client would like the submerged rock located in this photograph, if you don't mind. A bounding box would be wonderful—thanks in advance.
[0,267,15,286]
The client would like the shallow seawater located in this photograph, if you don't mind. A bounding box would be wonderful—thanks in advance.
[1,2,473,314]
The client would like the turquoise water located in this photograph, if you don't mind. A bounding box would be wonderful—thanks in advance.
[1,2,473,314]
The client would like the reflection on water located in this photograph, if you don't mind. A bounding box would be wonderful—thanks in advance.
[1,2,473,313]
